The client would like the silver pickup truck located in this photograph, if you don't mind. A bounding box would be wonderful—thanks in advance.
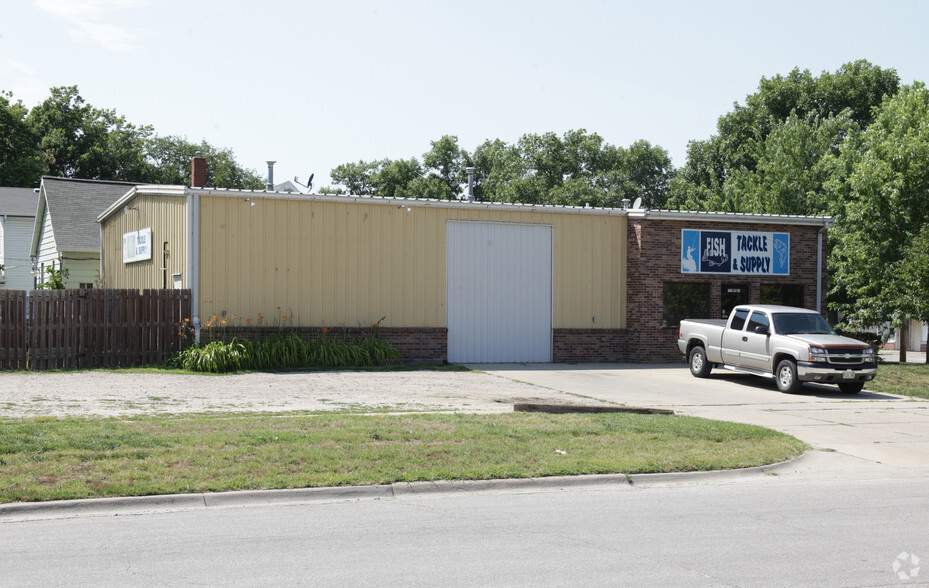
[677,305,877,394]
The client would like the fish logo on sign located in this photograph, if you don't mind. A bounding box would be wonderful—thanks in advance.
[700,231,731,273]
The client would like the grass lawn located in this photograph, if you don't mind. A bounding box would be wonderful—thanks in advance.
[0,412,806,504]
[870,362,929,399]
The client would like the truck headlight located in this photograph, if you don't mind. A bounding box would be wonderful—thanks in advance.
[863,347,874,357]
[810,347,828,362]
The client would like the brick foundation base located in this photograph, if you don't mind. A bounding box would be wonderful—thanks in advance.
[552,329,630,362]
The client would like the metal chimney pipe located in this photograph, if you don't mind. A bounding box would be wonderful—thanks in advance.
[266,161,276,191]
[465,167,475,202]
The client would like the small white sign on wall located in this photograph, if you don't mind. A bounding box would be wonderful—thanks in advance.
[123,227,152,263]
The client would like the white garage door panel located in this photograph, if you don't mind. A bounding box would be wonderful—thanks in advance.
[447,221,552,362]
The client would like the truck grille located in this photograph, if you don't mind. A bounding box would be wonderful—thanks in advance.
[824,348,870,365]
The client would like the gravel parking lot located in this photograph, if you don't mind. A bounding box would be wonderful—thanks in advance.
[0,369,593,419]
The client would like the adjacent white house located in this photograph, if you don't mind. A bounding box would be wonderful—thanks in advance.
[30,177,136,288]
[0,187,39,290]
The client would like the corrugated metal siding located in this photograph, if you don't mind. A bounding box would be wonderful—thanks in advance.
[100,194,187,289]
[447,221,553,363]
[195,197,626,331]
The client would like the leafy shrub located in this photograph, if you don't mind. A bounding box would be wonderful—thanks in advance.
[170,331,400,373]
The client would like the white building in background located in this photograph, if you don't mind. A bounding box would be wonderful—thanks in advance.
[31,177,136,289]
[0,187,38,290]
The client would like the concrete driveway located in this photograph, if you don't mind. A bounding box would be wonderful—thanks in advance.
[471,362,929,473]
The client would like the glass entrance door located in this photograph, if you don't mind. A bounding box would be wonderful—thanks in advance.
[721,284,749,319]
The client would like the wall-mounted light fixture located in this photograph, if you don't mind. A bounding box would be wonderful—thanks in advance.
[124,205,138,214]
[244,198,256,207]
[398,205,411,212]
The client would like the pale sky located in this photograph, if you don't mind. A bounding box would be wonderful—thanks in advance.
[3,0,928,190]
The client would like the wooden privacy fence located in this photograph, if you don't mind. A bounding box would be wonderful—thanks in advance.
[0,289,192,370]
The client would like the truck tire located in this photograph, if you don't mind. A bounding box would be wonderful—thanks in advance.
[838,382,864,394]
[775,359,801,394]
[689,346,712,378]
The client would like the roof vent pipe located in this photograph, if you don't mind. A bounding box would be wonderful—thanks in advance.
[266,161,276,191]
[465,167,475,202]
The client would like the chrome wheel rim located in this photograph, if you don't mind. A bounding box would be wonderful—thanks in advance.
[691,351,703,372]
[779,366,792,388]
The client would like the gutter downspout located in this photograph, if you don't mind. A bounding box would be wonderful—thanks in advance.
[99,222,103,287]
[186,190,201,342]
[817,226,825,314]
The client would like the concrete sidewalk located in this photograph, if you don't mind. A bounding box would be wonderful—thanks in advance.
[471,362,929,474]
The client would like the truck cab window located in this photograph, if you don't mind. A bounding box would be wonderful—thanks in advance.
[747,311,769,332]
[729,309,749,330]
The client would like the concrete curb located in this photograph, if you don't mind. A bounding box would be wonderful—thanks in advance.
[0,453,813,520]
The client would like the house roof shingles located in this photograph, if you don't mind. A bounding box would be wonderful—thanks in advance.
[0,187,39,217]
[41,177,136,253]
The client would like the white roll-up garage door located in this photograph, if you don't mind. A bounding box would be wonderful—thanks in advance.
[447,221,553,363]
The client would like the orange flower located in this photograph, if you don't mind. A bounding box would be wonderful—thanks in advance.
[184,318,190,323]
[374,322,380,328]
[174,322,178,327]
[282,315,287,319]
[246,318,252,323]
[232,314,237,318]
[221,320,226,324]
[322,327,328,333]
[289,314,294,319]
[277,306,281,310]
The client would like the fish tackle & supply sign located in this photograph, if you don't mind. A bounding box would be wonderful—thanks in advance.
[680,229,789,275]
[122,227,152,264]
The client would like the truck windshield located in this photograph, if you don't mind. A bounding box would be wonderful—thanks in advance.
[772,313,835,335]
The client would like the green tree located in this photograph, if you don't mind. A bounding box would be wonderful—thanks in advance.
[826,83,929,362]
[669,60,900,212]
[37,267,69,290]
[422,135,470,200]
[720,111,860,215]
[146,136,265,189]
[372,158,423,198]
[25,86,154,182]
[0,91,44,186]
[330,159,381,195]
[329,130,673,206]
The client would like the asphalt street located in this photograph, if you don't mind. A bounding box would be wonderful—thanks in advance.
[2,361,928,586]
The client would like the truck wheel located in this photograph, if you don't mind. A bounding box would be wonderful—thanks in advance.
[689,346,712,378]
[838,382,864,394]
[775,359,801,394]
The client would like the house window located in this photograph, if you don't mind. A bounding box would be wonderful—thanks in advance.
[663,282,710,327]
[79,283,94,289]
[761,284,804,307]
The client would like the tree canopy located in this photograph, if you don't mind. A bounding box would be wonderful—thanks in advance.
[329,130,674,209]
[667,60,900,214]
[826,83,929,342]
[0,86,263,189]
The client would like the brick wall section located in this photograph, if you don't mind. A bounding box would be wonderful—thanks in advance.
[553,329,630,362]
[201,326,447,362]
[626,219,827,363]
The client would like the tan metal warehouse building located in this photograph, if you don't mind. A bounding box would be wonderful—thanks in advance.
[99,177,829,364]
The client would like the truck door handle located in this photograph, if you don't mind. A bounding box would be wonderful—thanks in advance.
[742,336,748,342]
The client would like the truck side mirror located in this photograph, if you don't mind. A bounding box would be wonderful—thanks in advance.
[754,326,769,335]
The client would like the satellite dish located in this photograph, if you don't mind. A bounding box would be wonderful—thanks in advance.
[306,173,314,192]
[632,197,643,210]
